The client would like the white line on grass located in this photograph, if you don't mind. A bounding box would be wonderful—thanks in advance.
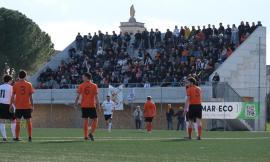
[6,137,270,142]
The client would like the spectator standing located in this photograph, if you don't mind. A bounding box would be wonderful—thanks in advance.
[225,25,232,42]
[212,25,218,36]
[205,24,213,39]
[180,26,185,39]
[212,72,220,98]
[250,22,256,33]
[149,29,155,49]
[134,31,142,49]
[166,104,174,130]
[133,106,143,129]
[245,22,251,35]
[184,26,191,40]
[165,29,173,48]
[155,29,161,48]
[256,21,262,27]
[142,29,149,49]
[75,33,83,51]
[174,106,185,131]
[231,24,239,45]
[218,23,225,35]
[173,25,180,44]
[238,21,245,40]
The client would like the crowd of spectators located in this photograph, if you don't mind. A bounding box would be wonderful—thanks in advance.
[37,21,262,89]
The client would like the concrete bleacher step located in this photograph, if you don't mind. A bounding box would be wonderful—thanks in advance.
[209,27,266,131]
[209,98,224,102]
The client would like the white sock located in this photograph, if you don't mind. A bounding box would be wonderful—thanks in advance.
[185,121,189,129]
[0,123,7,139]
[193,123,198,136]
[11,122,16,139]
[108,123,112,131]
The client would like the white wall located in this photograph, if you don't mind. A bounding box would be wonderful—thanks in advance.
[33,86,212,104]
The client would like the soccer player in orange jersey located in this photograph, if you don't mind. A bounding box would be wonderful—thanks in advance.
[184,77,203,140]
[75,72,100,141]
[11,70,34,142]
[143,96,156,134]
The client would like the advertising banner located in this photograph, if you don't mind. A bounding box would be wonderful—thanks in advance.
[108,85,124,110]
[202,102,259,119]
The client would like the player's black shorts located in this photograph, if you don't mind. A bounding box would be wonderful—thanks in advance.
[104,114,112,121]
[188,104,202,121]
[81,108,97,119]
[186,112,196,122]
[15,109,32,119]
[144,117,153,122]
[0,103,15,119]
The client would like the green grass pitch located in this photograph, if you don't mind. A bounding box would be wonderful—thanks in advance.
[0,128,270,162]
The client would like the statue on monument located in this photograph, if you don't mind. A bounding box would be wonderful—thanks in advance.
[129,5,136,23]
[130,5,135,18]
[120,4,145,34]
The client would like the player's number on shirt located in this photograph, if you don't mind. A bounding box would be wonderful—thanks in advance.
[20,86,26,95]
[0,89,5,98]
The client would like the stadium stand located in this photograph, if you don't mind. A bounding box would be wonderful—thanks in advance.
[28,24,266,131]
[36,21,262,89]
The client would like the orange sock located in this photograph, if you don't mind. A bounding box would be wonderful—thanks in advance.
[188,127,192,138]
[198,126,202,138]
[27,120,32,138]
[147,123,152,132]
[91,119,98,134]
[83,119,88,138]
[15,121,21,139]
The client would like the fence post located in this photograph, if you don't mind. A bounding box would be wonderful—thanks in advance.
[50,89,53,127]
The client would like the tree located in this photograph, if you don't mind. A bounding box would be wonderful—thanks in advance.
[0,7,54,76]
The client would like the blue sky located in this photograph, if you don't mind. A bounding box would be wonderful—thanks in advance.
[0,0,269,64]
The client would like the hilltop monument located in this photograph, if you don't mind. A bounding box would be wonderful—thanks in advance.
[119,5,145,34]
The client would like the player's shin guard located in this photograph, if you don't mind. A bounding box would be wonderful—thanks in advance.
[11,122,16,139]
[198,126,202,138]
[0,123,7,139]
[27,120,32,138]
[15,121,21,139]
[83,119,88,138]
[91,119,98,134]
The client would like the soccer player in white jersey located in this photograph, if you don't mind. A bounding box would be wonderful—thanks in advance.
[0,75,16,142]
[101,95,115,132]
